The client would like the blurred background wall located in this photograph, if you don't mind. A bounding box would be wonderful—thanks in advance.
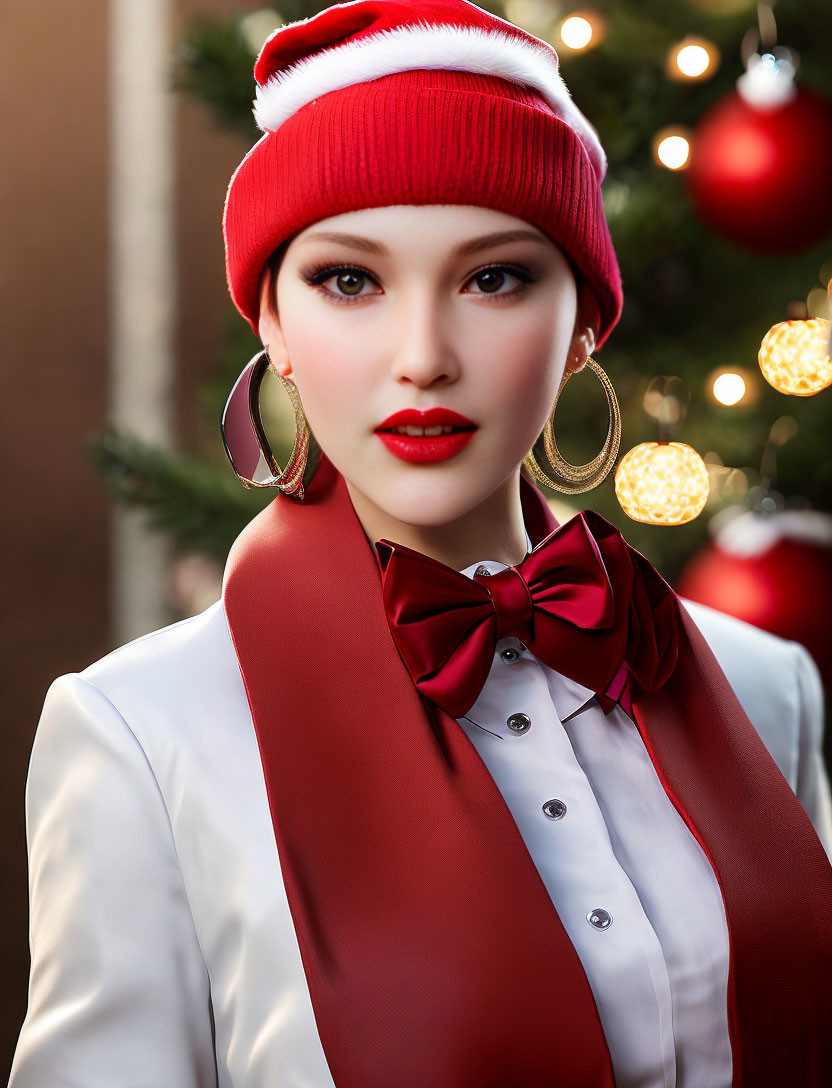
[0,0,247,1072]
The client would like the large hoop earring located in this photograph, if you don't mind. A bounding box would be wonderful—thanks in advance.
[522,356,621,494]
[220,348,322,500]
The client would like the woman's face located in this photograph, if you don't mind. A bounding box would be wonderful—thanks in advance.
[258,204,593,533]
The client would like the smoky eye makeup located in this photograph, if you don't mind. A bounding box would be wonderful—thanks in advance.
[297,259,544,305]
[299,262,377,291]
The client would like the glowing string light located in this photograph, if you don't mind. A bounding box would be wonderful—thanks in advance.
[713,372,747,405]
[758,319,832,396]
[615,442,710,526]
[676,44,711,77]
[560,15,593,50]
[655,133,691,170]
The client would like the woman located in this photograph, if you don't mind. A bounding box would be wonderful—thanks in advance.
[11,1,832,1085]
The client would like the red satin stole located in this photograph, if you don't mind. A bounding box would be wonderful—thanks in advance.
[222,451,832,1087]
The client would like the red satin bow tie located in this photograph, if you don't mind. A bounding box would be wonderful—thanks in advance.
[374,509,681,720]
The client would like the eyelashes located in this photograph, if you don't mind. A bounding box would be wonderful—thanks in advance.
[298,261,540,305]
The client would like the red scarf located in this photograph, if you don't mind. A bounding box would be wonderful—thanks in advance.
[223,451,832,1086]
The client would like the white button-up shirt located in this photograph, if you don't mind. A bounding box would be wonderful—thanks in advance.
[455,532,734,1088]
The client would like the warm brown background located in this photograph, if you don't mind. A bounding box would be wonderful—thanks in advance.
[1,0,253,1075]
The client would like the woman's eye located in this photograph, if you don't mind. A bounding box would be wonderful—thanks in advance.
[302,265,380,304]
[464,265,533,297]
[301,262,537,305]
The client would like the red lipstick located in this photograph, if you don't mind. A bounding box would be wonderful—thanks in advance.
[374,407,478,464]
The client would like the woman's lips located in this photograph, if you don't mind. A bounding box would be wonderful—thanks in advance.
[375,406,477,430]
[375,428,476,463]
[374,407,478,463]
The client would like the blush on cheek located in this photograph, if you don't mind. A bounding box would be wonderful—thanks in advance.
[286,328,348,391]
[285,338,368,456]
[481,325,565,411]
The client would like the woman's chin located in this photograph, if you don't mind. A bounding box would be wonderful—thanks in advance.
[353,471,500,529]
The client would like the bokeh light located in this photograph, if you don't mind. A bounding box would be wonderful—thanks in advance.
[712,372,747,405]
[239,8,283,53]
[560,15,593,50]
[503,0,554,38]
[667,35,721,83]
[653,130,692,170]
[677,44,711,76]
[758,319,832,396]
[807,286,832,321]
[706,366,760,406]
[615,442,710,526]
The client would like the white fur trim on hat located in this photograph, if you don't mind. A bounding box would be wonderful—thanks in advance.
[252,22,606,180]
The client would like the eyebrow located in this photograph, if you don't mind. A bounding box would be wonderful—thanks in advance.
[295,228,550,258]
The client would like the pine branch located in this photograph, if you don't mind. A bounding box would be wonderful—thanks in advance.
[83,424,269,561]
[171,11,261,141]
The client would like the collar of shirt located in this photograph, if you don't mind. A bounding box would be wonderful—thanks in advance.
[457,525,596,724]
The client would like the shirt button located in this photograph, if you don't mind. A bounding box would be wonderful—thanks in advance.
[500,646,520,664]
[586,908,612,930]
[474,565,492,577]
[542,798,567,819]
[506,712,531,734]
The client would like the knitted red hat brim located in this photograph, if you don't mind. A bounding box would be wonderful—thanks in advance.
[224,68,622,348]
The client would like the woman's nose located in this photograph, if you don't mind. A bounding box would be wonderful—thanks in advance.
[388,294,461,386]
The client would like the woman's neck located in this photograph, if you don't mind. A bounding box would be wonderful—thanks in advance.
[345,472,529,571]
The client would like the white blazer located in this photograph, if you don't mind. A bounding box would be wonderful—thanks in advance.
[9,595,832,1087]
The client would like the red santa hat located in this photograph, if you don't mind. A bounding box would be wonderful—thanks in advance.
[223,0,623,348]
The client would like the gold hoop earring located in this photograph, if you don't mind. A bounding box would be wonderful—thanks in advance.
[522,356,621,494]
[220,348,322,500]
[267,356,319,499]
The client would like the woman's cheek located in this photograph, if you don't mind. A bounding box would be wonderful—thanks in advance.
[287,321,349,391]
[484,331,562,419]
[291,350,368,455]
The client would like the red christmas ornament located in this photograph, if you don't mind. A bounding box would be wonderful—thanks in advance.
[685,83,832,253]
[676,508,832,686]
